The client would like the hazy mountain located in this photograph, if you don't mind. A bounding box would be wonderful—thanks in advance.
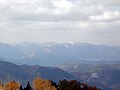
[0,61,78,84]
[0,60,23,82]
[0,42,120,66]
[59,63,120,90]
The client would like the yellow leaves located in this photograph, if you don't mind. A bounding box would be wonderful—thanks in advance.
[33,78,57,90]
[4,81,20,90]
[0,77,57,90]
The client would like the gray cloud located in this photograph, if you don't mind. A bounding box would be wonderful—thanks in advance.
[0,0,120,46]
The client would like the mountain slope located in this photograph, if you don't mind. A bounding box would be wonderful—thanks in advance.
[0,61,78,83]
[59,63,120,90]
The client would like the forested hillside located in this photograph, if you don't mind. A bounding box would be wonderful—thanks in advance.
[60,63,120,90]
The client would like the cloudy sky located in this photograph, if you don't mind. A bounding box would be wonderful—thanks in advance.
[0,0,120,46]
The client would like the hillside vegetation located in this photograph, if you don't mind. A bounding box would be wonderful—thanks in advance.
[0,77,101,90]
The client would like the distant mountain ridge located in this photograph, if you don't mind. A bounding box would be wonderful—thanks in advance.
[0,42,120,66]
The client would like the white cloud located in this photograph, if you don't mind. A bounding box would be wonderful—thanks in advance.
[89,11,120,22]
[51,0,73,10]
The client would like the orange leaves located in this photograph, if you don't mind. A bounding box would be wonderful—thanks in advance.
[5,81,20,90]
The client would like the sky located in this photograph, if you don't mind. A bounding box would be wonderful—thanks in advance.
[0,0,120,46]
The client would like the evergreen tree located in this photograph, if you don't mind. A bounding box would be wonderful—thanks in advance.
[24,81,33,90]
[19,85,24,90]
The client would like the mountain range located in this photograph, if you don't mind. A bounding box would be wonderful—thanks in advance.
[0,42,120,89]
[0,42,120,66]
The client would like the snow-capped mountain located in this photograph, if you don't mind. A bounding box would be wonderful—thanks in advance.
[0,42,120,65]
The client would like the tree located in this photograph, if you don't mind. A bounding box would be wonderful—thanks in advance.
[5,81,20,90]
[24,81,33,90]
[58,79,81,90]
[58,79,68,90]
[33,77,57,90]
[19,85,24,90]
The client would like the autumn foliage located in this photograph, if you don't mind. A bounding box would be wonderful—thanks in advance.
[0,77,101,90]
[33,78,57,90]
[4,81,20,90]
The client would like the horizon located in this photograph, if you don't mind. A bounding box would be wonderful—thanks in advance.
[0,41,120,47]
